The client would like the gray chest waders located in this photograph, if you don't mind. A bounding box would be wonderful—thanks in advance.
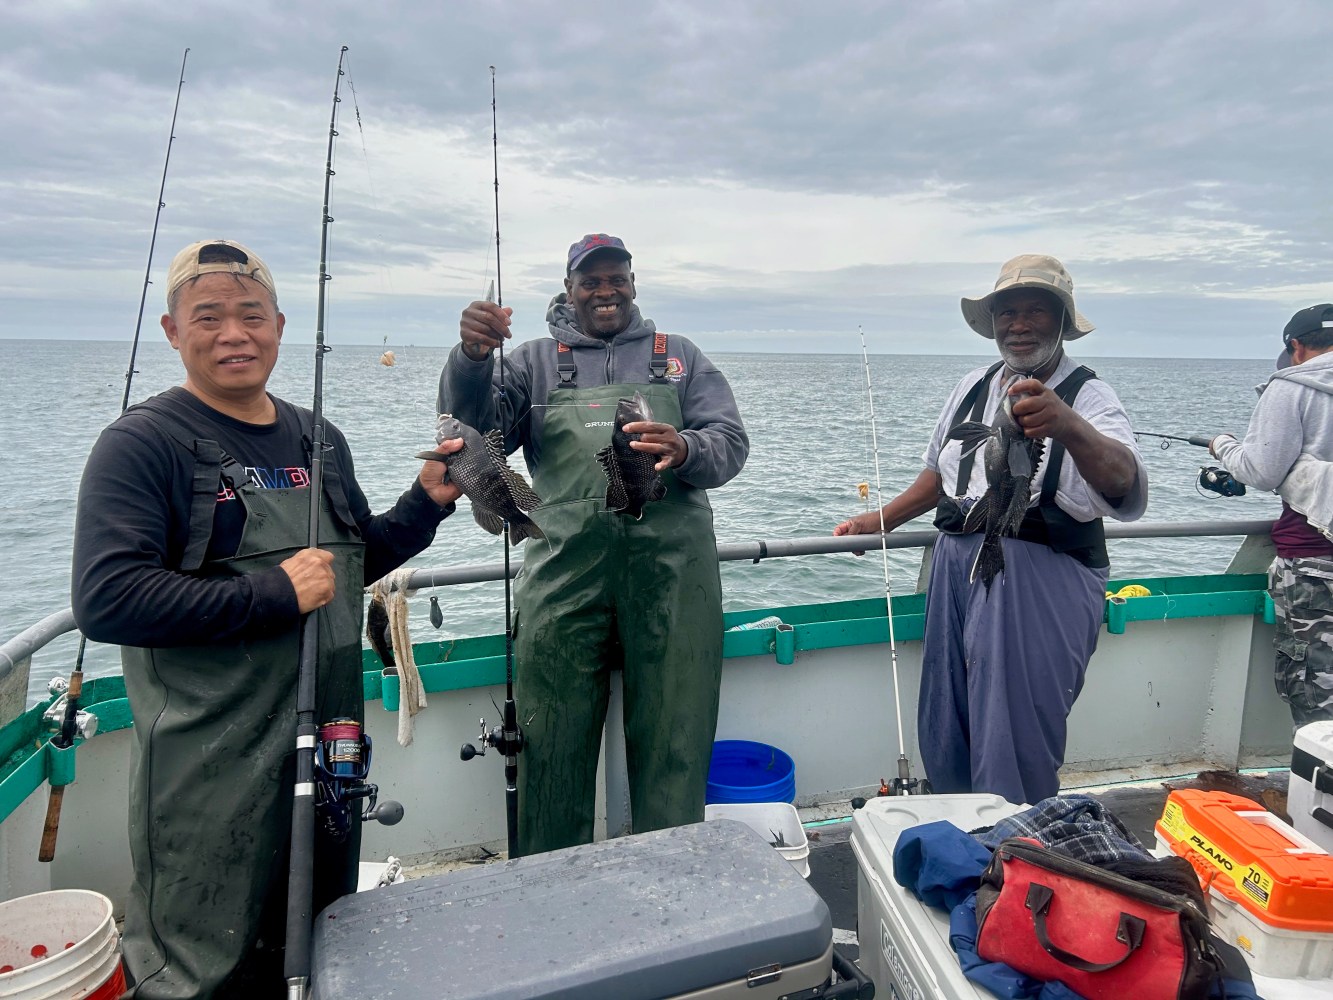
[121,472,364,999]
[513,355,723,857]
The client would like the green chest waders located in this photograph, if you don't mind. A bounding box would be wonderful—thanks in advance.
[514,372,723,857]
[121,471,364,999]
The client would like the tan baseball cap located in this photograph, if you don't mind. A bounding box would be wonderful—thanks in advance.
[165,239,277,305]
[960,253,1094,340]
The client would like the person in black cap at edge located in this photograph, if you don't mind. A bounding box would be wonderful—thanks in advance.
[834,254,1148,807]
[438,234,749,857]
[71,239,465,998]
[1208,304,1333,728]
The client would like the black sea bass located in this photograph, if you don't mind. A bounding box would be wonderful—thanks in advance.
[416,415,543,543]
[596,392,667,519]
[946,375,1043,589]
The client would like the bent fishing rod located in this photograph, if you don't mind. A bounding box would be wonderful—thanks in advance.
[285,44,348,1000]
[858,327,927,796]
[459,65,525,860]
[40,47,191,864]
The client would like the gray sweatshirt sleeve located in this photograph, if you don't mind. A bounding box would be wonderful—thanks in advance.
[437,342,533,455]
[1211,381,1305,492]
[674,342,749,489]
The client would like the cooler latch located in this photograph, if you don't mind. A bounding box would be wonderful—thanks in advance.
[747,963,782,988]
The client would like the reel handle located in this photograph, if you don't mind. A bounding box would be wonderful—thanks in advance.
[364,800,404,826]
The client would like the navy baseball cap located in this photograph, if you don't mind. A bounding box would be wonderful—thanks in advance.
[567,233,631,274]
[1282,303,1333,348]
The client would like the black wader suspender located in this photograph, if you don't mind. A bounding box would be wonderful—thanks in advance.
[130,391,256,572]
[552,333,672,386]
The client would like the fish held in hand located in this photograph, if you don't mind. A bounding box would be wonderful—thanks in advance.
[946,375,1043,589]
[596,392,667,519]
[416,414,543,543]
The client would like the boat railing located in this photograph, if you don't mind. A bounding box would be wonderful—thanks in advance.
[0,518,1276,686]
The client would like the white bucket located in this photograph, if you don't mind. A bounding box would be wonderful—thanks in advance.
[704,801,811,878]
[0,889,125,999]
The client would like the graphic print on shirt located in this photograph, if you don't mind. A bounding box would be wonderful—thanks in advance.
[218,466,311,502]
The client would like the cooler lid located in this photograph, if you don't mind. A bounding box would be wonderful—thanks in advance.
[1294,720,1333,761]
[310,819,830,1000]
[851,793,1021,880]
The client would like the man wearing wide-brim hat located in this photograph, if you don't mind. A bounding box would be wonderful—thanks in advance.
[836,254,1147,805]
[1207,304,1333,727]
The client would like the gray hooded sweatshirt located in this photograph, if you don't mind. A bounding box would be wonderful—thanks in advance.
[438,296,749,489]
[1212,352,1333,539]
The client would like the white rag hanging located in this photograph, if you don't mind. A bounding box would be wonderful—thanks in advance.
[368,568,426,746]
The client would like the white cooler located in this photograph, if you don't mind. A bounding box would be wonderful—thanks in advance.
[1289,720,1333,855]
[851,793,1022,1000]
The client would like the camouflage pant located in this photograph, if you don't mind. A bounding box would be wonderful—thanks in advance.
[1269,555,1333,726]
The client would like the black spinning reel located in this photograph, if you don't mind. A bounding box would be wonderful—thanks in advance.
[1197,466,1246,498]
[314,718,403,842]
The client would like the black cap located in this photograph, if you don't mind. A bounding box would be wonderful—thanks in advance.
[1282,303,1333,348]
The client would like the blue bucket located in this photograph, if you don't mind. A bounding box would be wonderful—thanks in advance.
[706,740,796,804]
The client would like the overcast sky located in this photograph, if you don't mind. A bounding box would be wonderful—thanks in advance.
[4,0,1332,357]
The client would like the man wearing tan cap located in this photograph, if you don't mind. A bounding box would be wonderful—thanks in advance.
[71,239,463,996]
[836,254,1147,805]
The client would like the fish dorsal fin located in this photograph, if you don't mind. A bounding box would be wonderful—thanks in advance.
[481,428,543,513]
[596,442,630,512]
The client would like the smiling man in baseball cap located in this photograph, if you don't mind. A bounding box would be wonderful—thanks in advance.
[72,238,464,995]
[1209,304,1333,728]
[438,234,749,856]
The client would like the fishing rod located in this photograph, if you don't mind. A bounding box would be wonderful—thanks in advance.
[857,327,927,796]
[285,44,348,1000]
[1134,431,1214,450]
[458,65,525,860]
[1134,431,1247,497]
[40,48,191,863]
[123,47,190,412]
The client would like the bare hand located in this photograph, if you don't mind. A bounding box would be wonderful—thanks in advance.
[1008,378,1075,441]
[832,510,888,557]
[416,436,465,507]
[459,301,512,359]
[280,548,336,614]
[624,421,689,472]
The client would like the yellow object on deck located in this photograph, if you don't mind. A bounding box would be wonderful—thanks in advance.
[1105,584,1153,599]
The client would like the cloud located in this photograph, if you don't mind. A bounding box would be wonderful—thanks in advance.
[3,0,1332,355]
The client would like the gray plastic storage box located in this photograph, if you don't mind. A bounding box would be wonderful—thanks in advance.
[310,819,833,999]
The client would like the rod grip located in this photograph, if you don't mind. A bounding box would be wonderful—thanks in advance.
[38,786,65,862]
[1187,434,1214,448]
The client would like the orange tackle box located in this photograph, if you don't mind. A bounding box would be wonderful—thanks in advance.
[1155,788,1333,978]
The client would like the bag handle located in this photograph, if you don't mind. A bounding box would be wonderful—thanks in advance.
[1026,883,1146,972]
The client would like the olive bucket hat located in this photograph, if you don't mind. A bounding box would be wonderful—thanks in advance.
[960,253,1094,340]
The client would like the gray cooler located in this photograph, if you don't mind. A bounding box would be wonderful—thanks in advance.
[310,819,835,999]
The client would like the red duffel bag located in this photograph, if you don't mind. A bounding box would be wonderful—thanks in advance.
[975,838,1222,1000]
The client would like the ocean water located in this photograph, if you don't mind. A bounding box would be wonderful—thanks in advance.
[1,338,1281,705]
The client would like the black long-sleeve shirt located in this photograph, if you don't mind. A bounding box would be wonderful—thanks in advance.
[72,387,451,648]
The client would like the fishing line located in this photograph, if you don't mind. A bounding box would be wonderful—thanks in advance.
[856,326,925,795]
[340,54,394,300]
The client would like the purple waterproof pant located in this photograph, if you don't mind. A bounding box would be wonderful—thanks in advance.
[918,533,1109,805]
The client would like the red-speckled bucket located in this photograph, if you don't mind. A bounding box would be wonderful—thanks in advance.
[0,890,125,999]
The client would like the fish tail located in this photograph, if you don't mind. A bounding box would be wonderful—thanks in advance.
[969,535,1006,590]
[508,517,544,544]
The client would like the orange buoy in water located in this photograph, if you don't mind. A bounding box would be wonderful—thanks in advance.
[380,350,396,367]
